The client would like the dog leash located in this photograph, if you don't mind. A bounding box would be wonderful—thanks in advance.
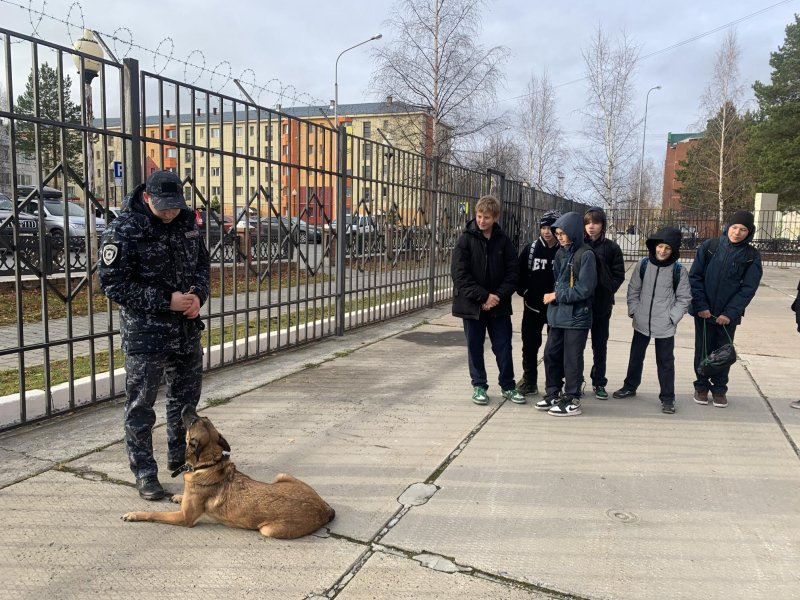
[171,454,229,478]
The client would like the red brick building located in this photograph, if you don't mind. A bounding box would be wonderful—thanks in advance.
[662,132,704,211]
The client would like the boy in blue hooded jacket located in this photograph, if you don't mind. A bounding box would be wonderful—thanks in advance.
[689,211,762,408]
[536,212,596,417]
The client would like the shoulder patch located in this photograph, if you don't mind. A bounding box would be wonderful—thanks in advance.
[185,230,199,238]
[102,244,119,266]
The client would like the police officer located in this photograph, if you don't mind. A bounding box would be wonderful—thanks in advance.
[99,170,210,500]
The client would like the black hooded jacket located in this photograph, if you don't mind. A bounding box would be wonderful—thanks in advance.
[584,207,626,314]
[451,219,519,320]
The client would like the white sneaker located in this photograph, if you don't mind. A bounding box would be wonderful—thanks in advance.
[548,399,582,417]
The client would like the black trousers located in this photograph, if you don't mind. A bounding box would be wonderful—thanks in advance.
[520,306,548,386]
[693,317,738,394]
[462,314,515,392]
[589,310,612,387]
[543,328,589,399]
[623,330,676,404]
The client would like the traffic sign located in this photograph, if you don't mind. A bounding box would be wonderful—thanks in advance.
[112,161,123,186]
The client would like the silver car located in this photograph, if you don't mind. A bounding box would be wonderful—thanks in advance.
[16,185,106,242]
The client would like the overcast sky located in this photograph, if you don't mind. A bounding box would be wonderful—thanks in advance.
[1,0,798,195]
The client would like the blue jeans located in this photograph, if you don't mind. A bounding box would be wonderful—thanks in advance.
[463,314,515,391]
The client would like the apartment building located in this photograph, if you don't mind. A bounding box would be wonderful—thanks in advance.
[98,98,447,223]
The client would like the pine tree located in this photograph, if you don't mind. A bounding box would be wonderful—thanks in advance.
[751,15,800,209]
[14,63,82,187]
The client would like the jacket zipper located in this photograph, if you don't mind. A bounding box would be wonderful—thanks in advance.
[647,266,660,335]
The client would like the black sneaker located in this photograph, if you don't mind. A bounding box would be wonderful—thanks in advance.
[136,476,166,501]
[593,386,609,400]
[517,380,539,396]
[661,403,676,414]
[612,387,637,399]
[535,392,561,411]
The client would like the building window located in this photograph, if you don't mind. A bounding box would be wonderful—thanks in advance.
[363,142,372,159]
[250,186,255,196]
[199,128,205,139]
[308,144,315,155]
[236,127,243,137]
[363,121,371,138]
[96,150,101,159]
[201,185,205,194]
[185,168,192,178]
[166,129,176,139]
[150,149,155,158]
[250,166,255,176]
[211,186,221,196]
[108,151,115,161]
[236,146,243,154]
[211,167,220,177]
[235,167,243,176]
[362,165,371,179]
[362,187,372,200]
[184,130,191,143]
[184,151,192,161]
[249,146,254,155]
[211,128,220,138]
[235,187,243,196]
[282,123,289,135]
[166,148,177,158]
[383,119,389,129]
[282,144,289,156]
[184,188,192,201]
[200,167,205,177]
[249,126,254,136]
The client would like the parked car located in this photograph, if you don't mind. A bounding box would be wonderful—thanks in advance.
[264,216,322,243]
[16,185,106,243]
[0,193,41,264]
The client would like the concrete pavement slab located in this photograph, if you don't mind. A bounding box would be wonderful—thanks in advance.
[336,550,553,599]
[0,470,363,600]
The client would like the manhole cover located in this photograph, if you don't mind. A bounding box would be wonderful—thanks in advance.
[396,330,464,347]
[605,508,639,524]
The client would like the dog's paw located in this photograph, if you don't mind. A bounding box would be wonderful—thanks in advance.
[121,512,137,522]
[170,494,182,504]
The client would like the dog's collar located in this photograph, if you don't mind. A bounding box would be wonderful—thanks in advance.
[171,454,229,478]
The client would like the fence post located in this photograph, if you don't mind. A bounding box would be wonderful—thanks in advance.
[428,157,439,307]
[335,126,348,336]
[123,58,141,188]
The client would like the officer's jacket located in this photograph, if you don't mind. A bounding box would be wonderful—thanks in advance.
[99,184,210,353]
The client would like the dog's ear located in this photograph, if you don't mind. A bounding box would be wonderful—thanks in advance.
[217,434,231,452]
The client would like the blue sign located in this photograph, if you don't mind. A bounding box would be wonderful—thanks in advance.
[112,160,123,185]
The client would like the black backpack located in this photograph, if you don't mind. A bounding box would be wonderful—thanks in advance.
[571,245,614,292]
[639,258,682,293]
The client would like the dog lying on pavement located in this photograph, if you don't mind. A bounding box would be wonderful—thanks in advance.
[122,405,335,539]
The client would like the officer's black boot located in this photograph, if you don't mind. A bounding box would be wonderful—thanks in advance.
[136,476,166,501]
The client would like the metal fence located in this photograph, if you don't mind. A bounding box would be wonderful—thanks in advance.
[0,26,582,430]
[3,26,797,430]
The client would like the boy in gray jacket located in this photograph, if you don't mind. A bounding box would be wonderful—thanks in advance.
[612,227,691,413]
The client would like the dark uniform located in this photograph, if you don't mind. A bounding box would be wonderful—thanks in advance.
[99,175,210,487]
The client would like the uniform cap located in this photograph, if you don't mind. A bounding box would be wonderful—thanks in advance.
[145,171,189,211]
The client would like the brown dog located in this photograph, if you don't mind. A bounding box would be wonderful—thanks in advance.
[122,405,335,538]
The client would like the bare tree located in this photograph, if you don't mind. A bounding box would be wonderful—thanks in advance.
[517,71,564,191]
[699,29,745,228]
[463,128,524,180]
[369,0,509,159]
[576,27,640,213]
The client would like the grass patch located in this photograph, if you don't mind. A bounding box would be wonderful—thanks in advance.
[204,397,231,408]
[304,362,321,369]
[334,349,354,358]
[0,268,329,327]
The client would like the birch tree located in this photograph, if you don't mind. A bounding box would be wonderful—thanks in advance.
[369,0,508,159]
[517,71,564,191]
[700,30,745,228]
[576,28,640,214]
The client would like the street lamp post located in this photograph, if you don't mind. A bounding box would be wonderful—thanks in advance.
[636,85,661,238]
[72,29,104,270]
[334,34,382,129]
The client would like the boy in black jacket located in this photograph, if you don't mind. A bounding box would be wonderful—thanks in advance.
[451,195,525,406]
[584,207,626,399]
[516,210,561,396]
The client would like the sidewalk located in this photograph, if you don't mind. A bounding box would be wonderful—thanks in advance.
[0,264,798,600]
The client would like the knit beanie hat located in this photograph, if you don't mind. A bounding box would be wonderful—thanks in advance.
[730,210,754,231]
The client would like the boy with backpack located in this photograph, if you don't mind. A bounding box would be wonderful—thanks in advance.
[516,210,561,396]
[612,228,692,413]
[536,212,596,416]
[689,211,762,408]
[583,208,626,400]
